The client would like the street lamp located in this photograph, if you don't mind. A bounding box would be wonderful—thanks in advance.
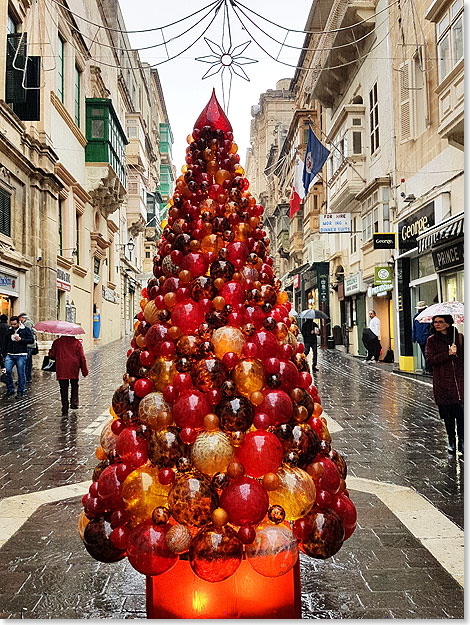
[117,238,135,254]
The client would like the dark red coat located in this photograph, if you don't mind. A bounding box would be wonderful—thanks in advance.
[49,336,88,380]
[425,331,464,406]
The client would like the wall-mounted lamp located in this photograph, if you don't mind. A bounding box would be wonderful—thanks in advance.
[116,238,135,254]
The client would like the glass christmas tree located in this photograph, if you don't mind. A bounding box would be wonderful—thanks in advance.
[79,90,356,595]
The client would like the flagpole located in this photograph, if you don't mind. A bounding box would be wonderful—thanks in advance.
[307,116,366,183]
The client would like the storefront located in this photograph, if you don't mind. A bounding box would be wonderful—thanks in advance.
[396,201,438,371]
[0,265,19,318]
[343,271,368,356]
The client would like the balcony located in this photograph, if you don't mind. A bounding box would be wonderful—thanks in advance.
[126,113,149,171]
[436,61,464,149]
[328,157,366,213]
[290,231,304,255]
[85,99,128,217]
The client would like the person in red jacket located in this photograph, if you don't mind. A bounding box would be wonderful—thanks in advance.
[425,315,464,456]
[49,336,88,416]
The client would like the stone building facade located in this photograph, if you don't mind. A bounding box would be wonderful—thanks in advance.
[0,0,173,351]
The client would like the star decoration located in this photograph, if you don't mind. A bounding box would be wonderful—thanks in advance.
[195,37,258,81]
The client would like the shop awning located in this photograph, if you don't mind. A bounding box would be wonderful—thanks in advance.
[417,213,464,254]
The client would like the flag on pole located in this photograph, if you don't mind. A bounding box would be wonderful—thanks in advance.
[289,156,304,218]
[303,128,330,196]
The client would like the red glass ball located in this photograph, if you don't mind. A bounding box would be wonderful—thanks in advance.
[315,489,334,509]
[293,518,313,542]
[173,373,193,393]
[134,378,154,398]
[317,458,341,494]
[127,520,178,576]
[220,476,269,526]
[252,412,271,430]
[220,281,246,307]
[145,324,169,356]
[333,494,357,528]
[257,389,293,426]
[243,342,259,358]
[139,350,155,367]
[264,357,280,375]
[279,343,294,361]
[181,252,209,278]
[236,431,283,478]
[116,426,148,467]
[227,241,249,265]
[163,384,178,403]
[171,301,204,334]
[97,465,123,509]
[115,463,133,482]
[299,371,312,389]
[222,352,239,369]
[278,361,300,392]
[237,524,256,544]
[172,390,212,429]
[110,509,129,528]
[158,467,176,485]
[110,525,130,550]
[111,419,125,436]
[254,330,279,360]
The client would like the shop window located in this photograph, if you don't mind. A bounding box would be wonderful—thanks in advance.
[369,83,379,154]
[441,270,464,303]
[410,253,435,280]
[0,188,11,237]
[437,0,463,81]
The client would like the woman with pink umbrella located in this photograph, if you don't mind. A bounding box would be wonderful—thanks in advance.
[36,320,88,417]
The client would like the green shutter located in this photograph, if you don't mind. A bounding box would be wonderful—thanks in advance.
[0,189,11,237]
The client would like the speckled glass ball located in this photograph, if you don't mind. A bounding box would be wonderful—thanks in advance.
[267,505,285,524]
[300,508,345,559]
[176,334,201,358]
[216,395,254,432]
[210,259,235,281]
[147,426,185,468]
[294,387,315,418]
[245,525,298,578]
[192,358,228,393]
[162,255,181,277]
[189,524,243,582]
[126,349,143,377]
[83,516,126,563]
[122,466,171,527]
[211,326,246,360]
[100,418,119,454]
[232,358,265,397]
[149,358,177,392]
[274,423,320,469]
[211,471,229,490]
[329,449,347,479]
[137,392,172,430]
[152,506,171,525]
[168,473,219,527]
[165,523,192,554]
[112,384,138,417]
[268,466,316,521]
[190,275,217,301]
[191,431,235,476]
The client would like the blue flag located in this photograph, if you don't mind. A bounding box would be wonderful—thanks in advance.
[303,128,330,196]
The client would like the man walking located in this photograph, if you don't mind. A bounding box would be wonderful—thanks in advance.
[412,301,432,374]
[363,310,382,363]
[3,316,34,399]
[19,312,36,383]
[301,319,320,372]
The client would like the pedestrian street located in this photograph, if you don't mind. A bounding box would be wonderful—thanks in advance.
[0,338,464,619]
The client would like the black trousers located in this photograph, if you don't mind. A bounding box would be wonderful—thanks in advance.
[58,379,79,412]
[366,337,382,361]
[304,341,318,367]
[439,403,464,450]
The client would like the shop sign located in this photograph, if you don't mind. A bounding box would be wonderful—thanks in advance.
[432,241,464,272]
[0,270,18,295]
[293,274,300,289]
[57,268,71,292]
[102,285,119,303]
[398,202,434,252]
[374,266,393,286]
[344,272,364,296]
[373,233,396,249]
[318,272,328,303]
[319,213,351,233]
[368,283,393,297]
[65,304,76,323]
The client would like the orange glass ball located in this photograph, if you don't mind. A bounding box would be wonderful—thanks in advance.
[204,413,220,431]
[313,403,323,417]
[212,507,229,527]
[135,335,146,348]
[276,291,288,305]
[263,472,280,491]
[213,296,226,311]
[164,292,177,308]
[179,270,192,284]
[227,460,244,479]
[168,326,182,341]
[214,278,225,290]
[215,169,232,186]
[95,445,107,461]
[140,298,148,310]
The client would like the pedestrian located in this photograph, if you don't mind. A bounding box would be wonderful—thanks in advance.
[0,313,8,357]
[412,301,432,374]
[363,310,382,362]
[3,316,35,399]
[18,312,36,383]
[48,335,88,416]
[425,315,464,456]
[301,319,319,372]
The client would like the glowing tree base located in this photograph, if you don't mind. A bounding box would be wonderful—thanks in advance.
[146,559,301,619]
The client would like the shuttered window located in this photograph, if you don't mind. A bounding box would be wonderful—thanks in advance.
[57,36,64,102]
[399,61,411,142]
[369,83,379,154]
[0,189,11,237]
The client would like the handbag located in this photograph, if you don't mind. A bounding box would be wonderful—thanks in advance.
[41,356,56,372]
[31,344,39,355]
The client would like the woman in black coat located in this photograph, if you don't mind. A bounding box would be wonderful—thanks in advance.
[301,319,319,372]
[425,315,464,456]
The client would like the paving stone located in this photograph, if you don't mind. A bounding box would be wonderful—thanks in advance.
[0,340,464,618]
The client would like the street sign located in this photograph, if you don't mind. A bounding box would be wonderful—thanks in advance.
[373,233,396,249]
[293,274,300,289]
[374,266,393,286]
[319,213,351,233]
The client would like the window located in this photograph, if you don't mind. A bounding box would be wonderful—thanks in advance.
[58,198,63,255]
[369,83,379,154]
[400,52,426,141]
[7,13,17,35]
[352,132,362,154]
[57,35,64,102]
[75,213,80,265]
[145,251,151,259]
[373,207,379,233]
[74,66,81,126]
[350,216,358,254]
[437,0,463,81]
[0,189,11,237]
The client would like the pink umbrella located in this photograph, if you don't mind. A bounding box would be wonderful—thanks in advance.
[35,320,85,335]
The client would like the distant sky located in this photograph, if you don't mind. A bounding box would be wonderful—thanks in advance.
[119,0,312,169]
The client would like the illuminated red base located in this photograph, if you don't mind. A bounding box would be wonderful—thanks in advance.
[146,558,301,619]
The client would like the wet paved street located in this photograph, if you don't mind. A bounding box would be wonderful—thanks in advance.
[0,338,464,619]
